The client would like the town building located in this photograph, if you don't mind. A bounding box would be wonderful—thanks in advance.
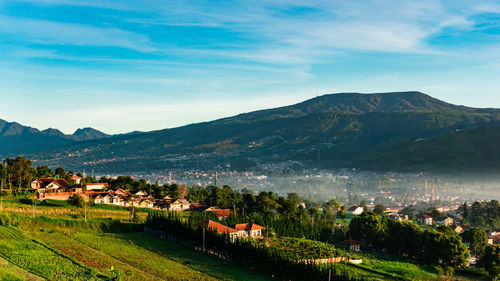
[234,223,266,238]
[340,239,361,252]
[31,178,71,191]
[437,217,454,226]
[347,206,364,215]
[416,214,433,225]
[84,183,109,191]
[168,199,190,211]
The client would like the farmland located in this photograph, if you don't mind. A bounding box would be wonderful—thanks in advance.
[0,196,275,281]
[0,195,491,281]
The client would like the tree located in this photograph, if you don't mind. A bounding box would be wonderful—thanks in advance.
[483,245,500,271]
[373,204,387,215]
[4,157,33,191]
[55,167,66,179]
[461,228,488,257]
[349,211,388,249]
[436,225,456,237]
[35,165,53,178]
[67,194,85,207]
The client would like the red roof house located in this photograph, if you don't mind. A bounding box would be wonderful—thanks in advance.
[234,223,266,238]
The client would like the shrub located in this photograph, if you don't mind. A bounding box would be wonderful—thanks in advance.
[67,194,85,207]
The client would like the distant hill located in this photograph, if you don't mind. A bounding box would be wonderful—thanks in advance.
[72,127,109,141]
[359,125,500,172]
[0,119,111,155]
[25,91,500,173]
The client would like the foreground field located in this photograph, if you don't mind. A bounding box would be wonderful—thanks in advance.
[0,225,105,280]
[0,196,489,281]
[0,210,275,281]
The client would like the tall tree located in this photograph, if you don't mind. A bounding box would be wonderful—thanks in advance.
[461,228,488,257]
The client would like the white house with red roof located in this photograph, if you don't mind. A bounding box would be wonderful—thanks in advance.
[234,223,266,238]
[31,178,71,191]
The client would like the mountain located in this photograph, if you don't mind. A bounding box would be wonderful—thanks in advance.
[72,127,109,141]
[27,91,500,173]
[0,119,111,155]
[359,125,500,172]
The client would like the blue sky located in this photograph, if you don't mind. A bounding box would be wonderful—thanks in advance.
[0,0,499,134]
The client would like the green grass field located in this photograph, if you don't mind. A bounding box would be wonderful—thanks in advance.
[0,226,105,280]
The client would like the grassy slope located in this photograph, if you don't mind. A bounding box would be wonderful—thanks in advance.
[1,197,489,281]
[13,214,274,281]
[0,226,104,281]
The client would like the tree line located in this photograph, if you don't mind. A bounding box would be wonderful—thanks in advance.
[146,211,365,281]
[349,211,469,267]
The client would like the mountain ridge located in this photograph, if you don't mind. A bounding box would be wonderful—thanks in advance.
[0,119,111,154]
[19,91,500,173]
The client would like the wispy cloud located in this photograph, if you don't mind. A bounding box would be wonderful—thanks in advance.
[0,16,155,52]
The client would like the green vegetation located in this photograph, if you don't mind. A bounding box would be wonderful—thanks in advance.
[460,200,500,230]
[363,125,500,172]
[0,268,24,281]
[349,211,469,267]
[17,91,500,173]
[0,197,276,281]
[0,225,105,280]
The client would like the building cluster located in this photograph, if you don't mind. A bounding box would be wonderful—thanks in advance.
[30,177,235,214]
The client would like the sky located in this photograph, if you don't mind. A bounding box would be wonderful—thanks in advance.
[1,0,500,134]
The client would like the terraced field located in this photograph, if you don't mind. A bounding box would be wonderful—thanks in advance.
[0,226,105,281]
[27,229,273,281]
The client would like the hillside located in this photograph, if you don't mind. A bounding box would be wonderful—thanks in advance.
[359,125,500,172]
[0,119,110,154]
[27,91,500,172]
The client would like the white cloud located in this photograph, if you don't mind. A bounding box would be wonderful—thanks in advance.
[0,16,154,52]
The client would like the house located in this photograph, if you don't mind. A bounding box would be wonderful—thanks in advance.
[488,234,500,245]
[168,199,190,211]
[190,203,209,211]
[111,195,123,205]
[84,183,109,191]
[134,190,148,197]
[138,199,155,209]
[195,220,239,241]
[234,223,266,238]
[92,194,104,204]
[452,225,463,234]
[347,206,364,215]
[204,207,231,219]
[101,194,113,204]
[416,214,433,225]
[114,189,129,196]
[437,217,454,227]
[70,175,82,185]
[154,199,173,210]
[31,178,71,191]
[340,239,361,252]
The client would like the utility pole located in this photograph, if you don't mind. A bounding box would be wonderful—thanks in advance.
[328,269,331,281]
[0,178,3,212]
[84,199,88,223]
[214,172,218,187]
[202,228,206,252]
[32,193,36,218]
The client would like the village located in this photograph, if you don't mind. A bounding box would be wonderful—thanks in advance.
[30,175,500,253]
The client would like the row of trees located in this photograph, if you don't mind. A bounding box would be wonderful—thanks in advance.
[460,200,500,230]
[146,211,364,281]
[0,157,96,191]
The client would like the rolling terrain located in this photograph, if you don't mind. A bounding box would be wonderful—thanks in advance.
[2,91,500,172]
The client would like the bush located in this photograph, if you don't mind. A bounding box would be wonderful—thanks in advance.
[67,194,84,207]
